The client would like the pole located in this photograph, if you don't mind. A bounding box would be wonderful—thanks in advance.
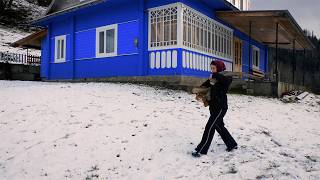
[303,48,306,86]
[275,22,279,83]
[248,21,252,76]
[26,48,29,64]
[292,39,296,84]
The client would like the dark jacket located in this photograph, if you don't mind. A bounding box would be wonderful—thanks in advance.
[201,73,229,110]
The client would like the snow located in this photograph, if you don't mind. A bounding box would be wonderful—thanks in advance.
[0,0,46,56]
[0,81,319,180]
[0,26,40,56]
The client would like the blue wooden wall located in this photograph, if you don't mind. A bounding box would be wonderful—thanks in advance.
[40,0,143,80]
[39,0,268,80]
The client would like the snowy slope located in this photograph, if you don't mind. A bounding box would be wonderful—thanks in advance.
[0,0,46,55]
[0,0,46,29]
[0,81,319,180]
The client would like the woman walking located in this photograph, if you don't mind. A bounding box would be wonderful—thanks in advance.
[192,61,238,158]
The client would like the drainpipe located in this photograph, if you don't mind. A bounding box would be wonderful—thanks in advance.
[248,21,252,77]
[47,24,51,80]
[139,0,145,76]
[71,15,76,80]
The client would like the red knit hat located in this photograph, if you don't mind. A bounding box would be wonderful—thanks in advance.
[210,60,226,72]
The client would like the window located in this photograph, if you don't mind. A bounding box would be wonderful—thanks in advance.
[182,5,233,59]
[55,35,66,63]
[252,46,260,69]
[226,0,250,11]
[148,3,233,61]
[96,24,118,58]
[149,4,178,48]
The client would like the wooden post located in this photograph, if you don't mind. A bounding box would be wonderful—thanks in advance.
[292,39,296,84]
[248,21,252,76]
[275,22,279,83]
[303,48,306,86]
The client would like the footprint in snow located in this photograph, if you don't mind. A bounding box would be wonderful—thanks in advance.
[226,166,238,174]
[130,120,138,123]
[85,124,92,128]
[279,152,296,158]
[305,155,319,162]
[99,113,106,117]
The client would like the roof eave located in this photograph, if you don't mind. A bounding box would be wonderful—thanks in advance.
[216,10,315,50]
[33,0,106,26]
[10,29,48,50]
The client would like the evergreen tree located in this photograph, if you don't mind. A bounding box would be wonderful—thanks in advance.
[0,0,14,13]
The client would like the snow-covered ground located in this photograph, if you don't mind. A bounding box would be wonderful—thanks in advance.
[0,81,319,180]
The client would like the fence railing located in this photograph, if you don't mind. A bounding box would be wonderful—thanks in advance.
[0,52,41,66]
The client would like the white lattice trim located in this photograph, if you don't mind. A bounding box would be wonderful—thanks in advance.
[148,4,179,49]
[182,4,233,60]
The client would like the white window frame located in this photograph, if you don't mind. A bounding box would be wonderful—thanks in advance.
[252,45,260,70]
[96,24,118,58]
[54,35,66,63]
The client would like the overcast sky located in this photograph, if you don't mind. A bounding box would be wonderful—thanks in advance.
[251,0,320,38]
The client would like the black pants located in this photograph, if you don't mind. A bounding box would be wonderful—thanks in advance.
[195,107,237,154]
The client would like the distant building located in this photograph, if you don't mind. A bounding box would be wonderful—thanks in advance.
[226,0,250,11]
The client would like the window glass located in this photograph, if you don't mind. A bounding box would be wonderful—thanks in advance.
[57,40,61,59]
[61,39,64,59]
[106,29,115,53]
[99,31,105,54]
[151,23,156,43]
[252,46,260,68]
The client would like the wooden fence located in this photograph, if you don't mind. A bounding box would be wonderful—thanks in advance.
[0,52,41,66]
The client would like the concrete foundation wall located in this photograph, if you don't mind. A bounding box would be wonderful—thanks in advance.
[44,75,279,97]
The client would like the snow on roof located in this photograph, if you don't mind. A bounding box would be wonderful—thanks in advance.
[0,27,40,55]
[43,0,235,20]
[46,0,101,15]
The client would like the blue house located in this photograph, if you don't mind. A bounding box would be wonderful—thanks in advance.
[19,0,312,83]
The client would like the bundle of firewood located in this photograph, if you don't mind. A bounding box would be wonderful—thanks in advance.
[192,87,210,107]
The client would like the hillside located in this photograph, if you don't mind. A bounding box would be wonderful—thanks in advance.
[0,0,46,31]
[0,0,47,55]
[0,81,319,180]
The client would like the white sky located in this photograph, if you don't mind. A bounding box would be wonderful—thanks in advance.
[251,0,320,38]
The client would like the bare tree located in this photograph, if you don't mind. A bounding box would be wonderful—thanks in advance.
[37,0,52,7]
